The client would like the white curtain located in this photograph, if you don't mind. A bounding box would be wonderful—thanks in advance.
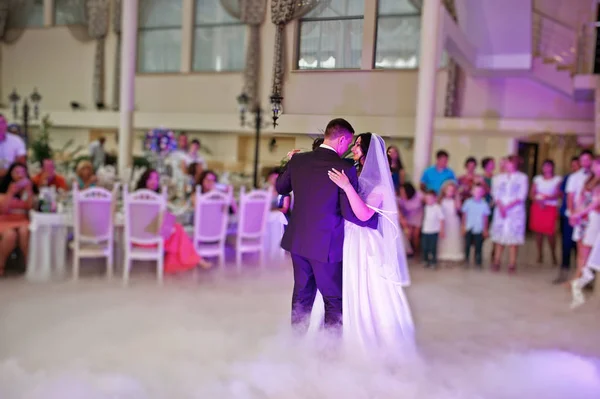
[55,0,86,25]
[7,0,43,28]
[137,0,182,73]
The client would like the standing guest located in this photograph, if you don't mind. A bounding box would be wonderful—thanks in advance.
[480,157,496,207]
[74,159,97,189]
[0,162,35,275]
[398,182,423,256]
[490,155,528,273]
[0,115,26,177]
[461,184,491,268]
[135,169,211,272]
[187,139,207,170]
[420,150,456,194]
[387,145,405,191]
[458,156,481,202]
[529,159,562,265]
[566,150,593,278]
[437,181,464,264]
[177,132,189,151]
[32,158,69,191]
[569,155,600,281]
[554,156,580,284]
[88,137,106,171]
[421,190,445,268]
[266,168,291,216]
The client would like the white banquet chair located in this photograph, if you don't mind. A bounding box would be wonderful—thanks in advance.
[71,184,116,280]
[192,186,231,266]
[122,185,167,285]
[234,186,270,268]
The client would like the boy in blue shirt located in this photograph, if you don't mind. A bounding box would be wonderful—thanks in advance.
[461,184,491,268]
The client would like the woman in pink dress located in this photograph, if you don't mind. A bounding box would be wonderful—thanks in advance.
[135,169,211,273]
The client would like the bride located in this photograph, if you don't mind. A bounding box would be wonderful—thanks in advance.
[309,132,415,352]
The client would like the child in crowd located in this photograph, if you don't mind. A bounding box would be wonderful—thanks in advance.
[437,181,464,264]
[397,182,423,256]
[421,190,445,268]
[461,184,491,268]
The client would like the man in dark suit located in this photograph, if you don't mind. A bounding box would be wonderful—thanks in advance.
[276,118,377,333]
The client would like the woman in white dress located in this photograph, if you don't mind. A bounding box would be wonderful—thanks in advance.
[490,155,529,273]
[309,133,415,353]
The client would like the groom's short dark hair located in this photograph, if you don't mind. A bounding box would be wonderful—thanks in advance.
[324,118,354,139]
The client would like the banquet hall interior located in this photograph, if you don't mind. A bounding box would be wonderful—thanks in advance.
[1,0,600,397]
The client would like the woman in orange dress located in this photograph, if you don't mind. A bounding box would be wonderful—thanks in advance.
[135,169,210,273]
[0,162,36,275]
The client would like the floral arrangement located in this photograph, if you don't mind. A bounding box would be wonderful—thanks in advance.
[144,128,177,156]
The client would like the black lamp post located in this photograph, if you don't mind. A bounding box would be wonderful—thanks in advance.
[237,92,283,188]
[8,88,42,147]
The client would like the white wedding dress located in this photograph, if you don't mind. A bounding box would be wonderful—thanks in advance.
[308,135,415,355]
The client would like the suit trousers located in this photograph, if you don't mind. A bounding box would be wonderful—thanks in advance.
[290,253,343,333]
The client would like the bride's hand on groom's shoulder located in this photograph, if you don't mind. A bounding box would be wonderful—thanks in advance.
[328,168,351,190]
[287,149,301,159]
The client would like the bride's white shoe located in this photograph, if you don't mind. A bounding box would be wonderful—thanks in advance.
[570,280,585,309]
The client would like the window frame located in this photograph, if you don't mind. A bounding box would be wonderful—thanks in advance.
[191,15,247,73]
[373,8,421,70]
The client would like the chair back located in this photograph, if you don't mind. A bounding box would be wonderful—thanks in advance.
[237,186,270,240]
[122,184,166,247]
[72,184,115,243]
[193,185,231,243]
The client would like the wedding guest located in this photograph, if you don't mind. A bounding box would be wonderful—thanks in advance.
[566,150,593,278]
[554,156,580,284]
[32,158,68,191]
[195,170,237,214]
[135,169,211,272]
[458,156,481,202]
[421,190,445,268]
[177,132,189,151]
[529,159,562,265]
[480,157,495,207]
[266,168,290,217]
[461,184,490,268]
[89,137,106,171]
[387,145,405,191]
[437,181,464,264]
[420,150,456,194]
[0,162,35,275]
[187,139,207,169]
[569,155,600,281]
[186,162,204,192]
[74,159,97,189]
[490,155,528,273]
[0,115,26,178]
[398,182,423,256]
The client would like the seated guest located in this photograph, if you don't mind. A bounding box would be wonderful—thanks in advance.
[135,169,211,272]
[195,170,237,214]
[32,157,68,191]
[266,168,290,217]
[186,162,203,192]
[74,159,97,189]
[0,162,36,275]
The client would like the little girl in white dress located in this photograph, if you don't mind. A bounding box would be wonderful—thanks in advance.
[438,181,464,263]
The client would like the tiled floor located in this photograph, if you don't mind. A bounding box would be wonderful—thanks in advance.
[0,239,598,398]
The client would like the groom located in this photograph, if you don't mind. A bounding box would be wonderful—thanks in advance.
[276,118,378,333]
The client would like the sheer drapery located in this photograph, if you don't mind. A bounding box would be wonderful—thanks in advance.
[375,0,419,69]
[112,0,121,109]
[298,0,363,70]
[55,0,86,25]
[85,0,110,107]
[270,0,329,97]
[219,0,265,108]
[6,0,43,28]
[137,0,182,73]
[194,0,246,73]
[0,0,9,38]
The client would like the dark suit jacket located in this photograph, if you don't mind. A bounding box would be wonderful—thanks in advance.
[276,147,378,263]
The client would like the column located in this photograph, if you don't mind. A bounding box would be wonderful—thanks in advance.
[412,0,442,183]
[180,0,195,73]
[118,0,138,179]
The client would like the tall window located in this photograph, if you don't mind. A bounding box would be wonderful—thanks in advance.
[375,0,421,69]
[137,0,182,73]
[55,0,86,25]
[297,0,364,70]
[7,0,44,28]
[193,0,246,72]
